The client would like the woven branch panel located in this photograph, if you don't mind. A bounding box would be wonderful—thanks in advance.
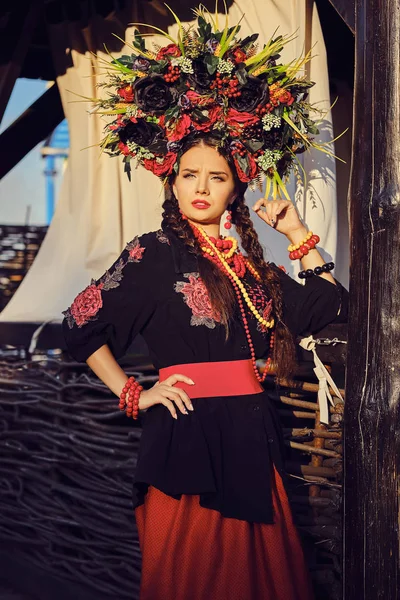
[0,225,48,312]
[0,351,344,600]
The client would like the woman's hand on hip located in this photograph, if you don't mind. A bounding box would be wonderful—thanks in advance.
[139,374,195,419]
[252,198,306,238]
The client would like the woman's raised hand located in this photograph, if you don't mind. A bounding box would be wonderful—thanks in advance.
[252,198,305,237]
[138,374,195,419]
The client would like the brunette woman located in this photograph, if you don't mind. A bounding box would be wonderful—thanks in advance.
[62,135,347,600]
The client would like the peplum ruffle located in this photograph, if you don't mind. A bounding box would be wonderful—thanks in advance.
[132,390,287,524]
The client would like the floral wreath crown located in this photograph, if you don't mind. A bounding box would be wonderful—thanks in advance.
[93,3,341,200]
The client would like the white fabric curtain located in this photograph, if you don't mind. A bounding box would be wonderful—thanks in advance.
[0,0,345,324]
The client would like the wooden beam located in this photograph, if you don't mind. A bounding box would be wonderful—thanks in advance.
[0,84,64,179]
[344,0,400,597]
[0,0,42,123]
[327,0,355,33]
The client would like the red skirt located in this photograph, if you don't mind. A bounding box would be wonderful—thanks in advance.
[135,464,314,600]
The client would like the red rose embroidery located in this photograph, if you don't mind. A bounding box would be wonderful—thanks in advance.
[70,283,103,327]
[126,237,145,262]
[175,273,220,329]
[64,235,147,330]
[143,152,178,177]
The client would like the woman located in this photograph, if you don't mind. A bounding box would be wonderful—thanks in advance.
[62,10,348,598]
[62,134,347,600]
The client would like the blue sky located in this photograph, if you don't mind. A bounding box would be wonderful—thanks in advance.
[0,79,65,225]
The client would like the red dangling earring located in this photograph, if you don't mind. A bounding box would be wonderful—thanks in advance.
[224,209,232,230]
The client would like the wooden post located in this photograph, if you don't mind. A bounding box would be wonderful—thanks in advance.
[344,0,400,598]
[0,0,41,123]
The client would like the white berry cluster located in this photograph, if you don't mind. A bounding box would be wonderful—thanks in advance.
[262,113,282,131]
[256,149,283,171]
[172,57,194,73]
[217,59,235,74]
[127,141,155,159]
[125,104,141,118]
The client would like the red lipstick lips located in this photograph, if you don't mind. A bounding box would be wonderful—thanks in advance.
[192,199,211,209]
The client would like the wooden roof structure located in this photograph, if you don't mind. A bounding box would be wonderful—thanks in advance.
[1,1,399,598]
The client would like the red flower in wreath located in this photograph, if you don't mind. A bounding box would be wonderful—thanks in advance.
[166,113,191,141]
[70,283,103,327]
[118,141,131,156]
[118,85,135,102]
[192,105,222,132]
[226,108,260,134]
[232,150,258,183]
[143,152,177,176]
[156,44,181,60]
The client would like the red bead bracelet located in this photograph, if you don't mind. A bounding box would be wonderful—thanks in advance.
[119,376,143,420]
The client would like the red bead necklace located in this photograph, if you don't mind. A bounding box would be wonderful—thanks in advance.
[192,226,275,383]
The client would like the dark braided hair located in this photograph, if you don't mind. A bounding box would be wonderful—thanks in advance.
[161,135,296,379]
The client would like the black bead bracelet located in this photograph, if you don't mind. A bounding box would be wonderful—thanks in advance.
[298,262,335,279]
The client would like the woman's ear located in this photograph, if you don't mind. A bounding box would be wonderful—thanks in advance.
[172,182,178,199]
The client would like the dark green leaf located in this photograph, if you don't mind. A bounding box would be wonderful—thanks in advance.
[192,108,210,123]
[240,33,259,48]
[236,153,249,175]
[245,139,264,152]
[133,29,146,51]
[236,68,248,86]
[204,54,219,75]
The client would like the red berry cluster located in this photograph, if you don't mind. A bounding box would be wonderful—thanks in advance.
[255,105,269,116]
[231,141,247,157]
[210,73,242,98]
[163,64,180,83]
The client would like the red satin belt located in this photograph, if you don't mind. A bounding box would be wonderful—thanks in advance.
[158,359,263,399]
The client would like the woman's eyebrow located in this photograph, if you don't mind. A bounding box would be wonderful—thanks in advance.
[181,168,228,176]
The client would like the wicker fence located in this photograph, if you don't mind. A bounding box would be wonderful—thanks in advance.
[0,225,48,312]
[0,332,346,600]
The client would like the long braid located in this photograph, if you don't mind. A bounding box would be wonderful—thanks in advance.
[232,196,297,378]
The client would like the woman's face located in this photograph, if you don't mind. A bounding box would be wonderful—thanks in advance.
[172,144,236,227]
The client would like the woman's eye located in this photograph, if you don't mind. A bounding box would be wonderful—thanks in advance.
[212,176,223,181]
[183,173,195,178]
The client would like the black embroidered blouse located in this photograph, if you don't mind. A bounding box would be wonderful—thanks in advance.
[62,226,348,524]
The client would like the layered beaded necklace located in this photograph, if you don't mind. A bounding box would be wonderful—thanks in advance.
[191,223,275,383]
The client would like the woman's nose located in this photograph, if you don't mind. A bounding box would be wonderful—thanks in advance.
[196,180,209,194]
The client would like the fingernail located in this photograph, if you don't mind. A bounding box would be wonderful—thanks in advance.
[189,404,194,411]
[189,379,195,385]
[173,414,178,420]
[183,409,188,415]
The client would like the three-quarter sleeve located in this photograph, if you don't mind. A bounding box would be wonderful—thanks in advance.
[61,233,157,362]
[269,263,349,337]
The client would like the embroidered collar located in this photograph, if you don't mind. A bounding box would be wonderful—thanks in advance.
[163,226,199,274]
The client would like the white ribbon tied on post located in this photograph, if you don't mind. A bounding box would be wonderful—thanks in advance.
[298,335,344,425]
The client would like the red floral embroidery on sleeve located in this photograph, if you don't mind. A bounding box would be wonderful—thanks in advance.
[64,282,103,328]
[63,236,146,329]
[126,236,146,262]
[174,272,220,329]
